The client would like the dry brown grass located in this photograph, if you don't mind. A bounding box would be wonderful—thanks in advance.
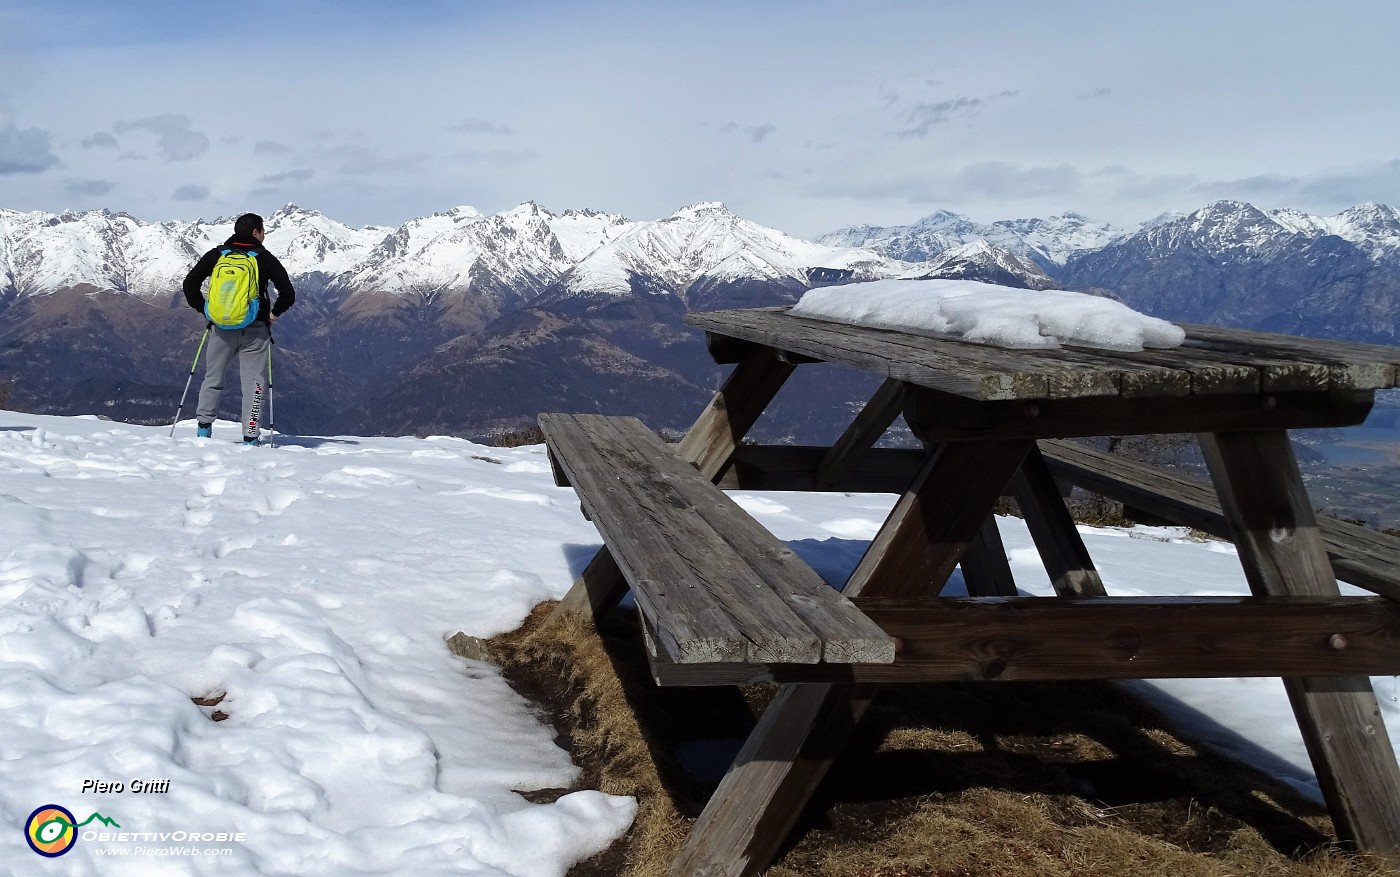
[488,603,1399,877]
[489,604,693,875]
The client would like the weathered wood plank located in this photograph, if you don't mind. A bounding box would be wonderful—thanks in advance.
[693,308,1050,399]
[670,440,1029,876]
[1030,343,1193,398]
[1039,439,1400,600]
[1179,339,1332,392]
[547,346,797,628]
[688,308,1119,400]
[596,415,831,663]
[540,414,893,665]
[688,307,1384,401]
[677,344,797,481]
[667,681,872,877]
[652,443,895,663]
[1201,429,1400,863]
[547,546,628,623]
[1085,344,1262,394]
[646,596,1400,686]
[542,414,755,663]
[1040,439,1233,536]
[959,516,1019,597]
[716,445,926,493]
[1013,445,1107,597]
[815,378,907,489]
[1181,323,1400,366]
[842,441,1034,598]
[903,386,1375,442]
[1183,324,1398,391]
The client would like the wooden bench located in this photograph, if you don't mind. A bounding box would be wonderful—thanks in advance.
[1039,439,1400,601]
[538,413,895,668]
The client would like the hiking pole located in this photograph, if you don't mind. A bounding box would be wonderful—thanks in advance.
[169,324,212,437]
[265,336,275,448]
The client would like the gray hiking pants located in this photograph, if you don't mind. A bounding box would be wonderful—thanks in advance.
[196,323,271,438]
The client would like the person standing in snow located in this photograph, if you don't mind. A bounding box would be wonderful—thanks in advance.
[182,213,295,444]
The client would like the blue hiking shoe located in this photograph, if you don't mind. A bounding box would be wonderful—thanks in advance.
[242,435,261,446]
[196,423,213,438]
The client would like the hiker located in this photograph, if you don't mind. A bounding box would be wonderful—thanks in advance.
[182,212,295,444]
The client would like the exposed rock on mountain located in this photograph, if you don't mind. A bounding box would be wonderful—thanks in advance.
[1059,200,1400,343]
[2,198,1397,439]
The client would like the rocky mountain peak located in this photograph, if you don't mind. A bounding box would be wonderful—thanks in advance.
[669,201,733,221]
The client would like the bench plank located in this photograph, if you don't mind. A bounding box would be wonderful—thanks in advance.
[543,415,755,662]
[540,413,894,665]
[1039,439,1400,601]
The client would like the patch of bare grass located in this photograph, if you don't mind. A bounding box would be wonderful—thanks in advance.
[489,603,1398,877]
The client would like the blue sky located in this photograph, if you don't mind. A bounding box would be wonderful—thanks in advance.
[4,1,1400,235]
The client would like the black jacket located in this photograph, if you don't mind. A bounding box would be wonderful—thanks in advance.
[183,234,296,324]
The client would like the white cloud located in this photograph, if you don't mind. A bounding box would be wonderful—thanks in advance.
[80,131,118,149]
[1192,161,1400,214]
[457,148,541,166]
[323,145,430,177]
[805,161,1083,205]
[451,117,515,136]
[5,2,1400,231]
[63,178,115,196]
[172,183,209,201]
[0,123,60,174]
[114,114,210,161]
[257,168,314,184]
[893,91,1018,139]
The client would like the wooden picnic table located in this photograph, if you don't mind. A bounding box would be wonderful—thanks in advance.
[541,306,1400,877]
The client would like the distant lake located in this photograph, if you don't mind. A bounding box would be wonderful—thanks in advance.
[1310,426,1400,466]
[1294,392,1400,529]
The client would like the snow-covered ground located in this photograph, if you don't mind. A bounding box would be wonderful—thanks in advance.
[3,412,1397,874]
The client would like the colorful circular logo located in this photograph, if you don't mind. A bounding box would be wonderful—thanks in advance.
[25,805,77,857]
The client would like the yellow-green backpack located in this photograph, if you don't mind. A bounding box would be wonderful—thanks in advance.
[205,248,261,329]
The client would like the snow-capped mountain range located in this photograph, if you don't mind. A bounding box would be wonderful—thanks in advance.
[824,200,1400,270]
[3,196,1399,440]
[819,209,1133,269]
[0,201,917,304]
[7,198,1400,308]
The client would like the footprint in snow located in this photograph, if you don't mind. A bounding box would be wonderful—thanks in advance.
[252,490,301,517]
[213,535,258,558]
[110,553,156,580]
[183,509,215,529]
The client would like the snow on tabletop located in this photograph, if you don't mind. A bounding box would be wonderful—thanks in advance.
[791,278,1186,352]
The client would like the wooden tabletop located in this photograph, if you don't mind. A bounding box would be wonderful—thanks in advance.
[685,307,1400,402]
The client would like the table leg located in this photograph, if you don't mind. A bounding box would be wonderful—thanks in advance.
[545,547,626,622]
[678,345,797,480]
[550,347,797,625]
[1201,429,1400,863]
[1012,443,1107,597]
[670,440,1033,876]
[844,440,1032,599]
[815,378,906,489]
[960,515,1019,597]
